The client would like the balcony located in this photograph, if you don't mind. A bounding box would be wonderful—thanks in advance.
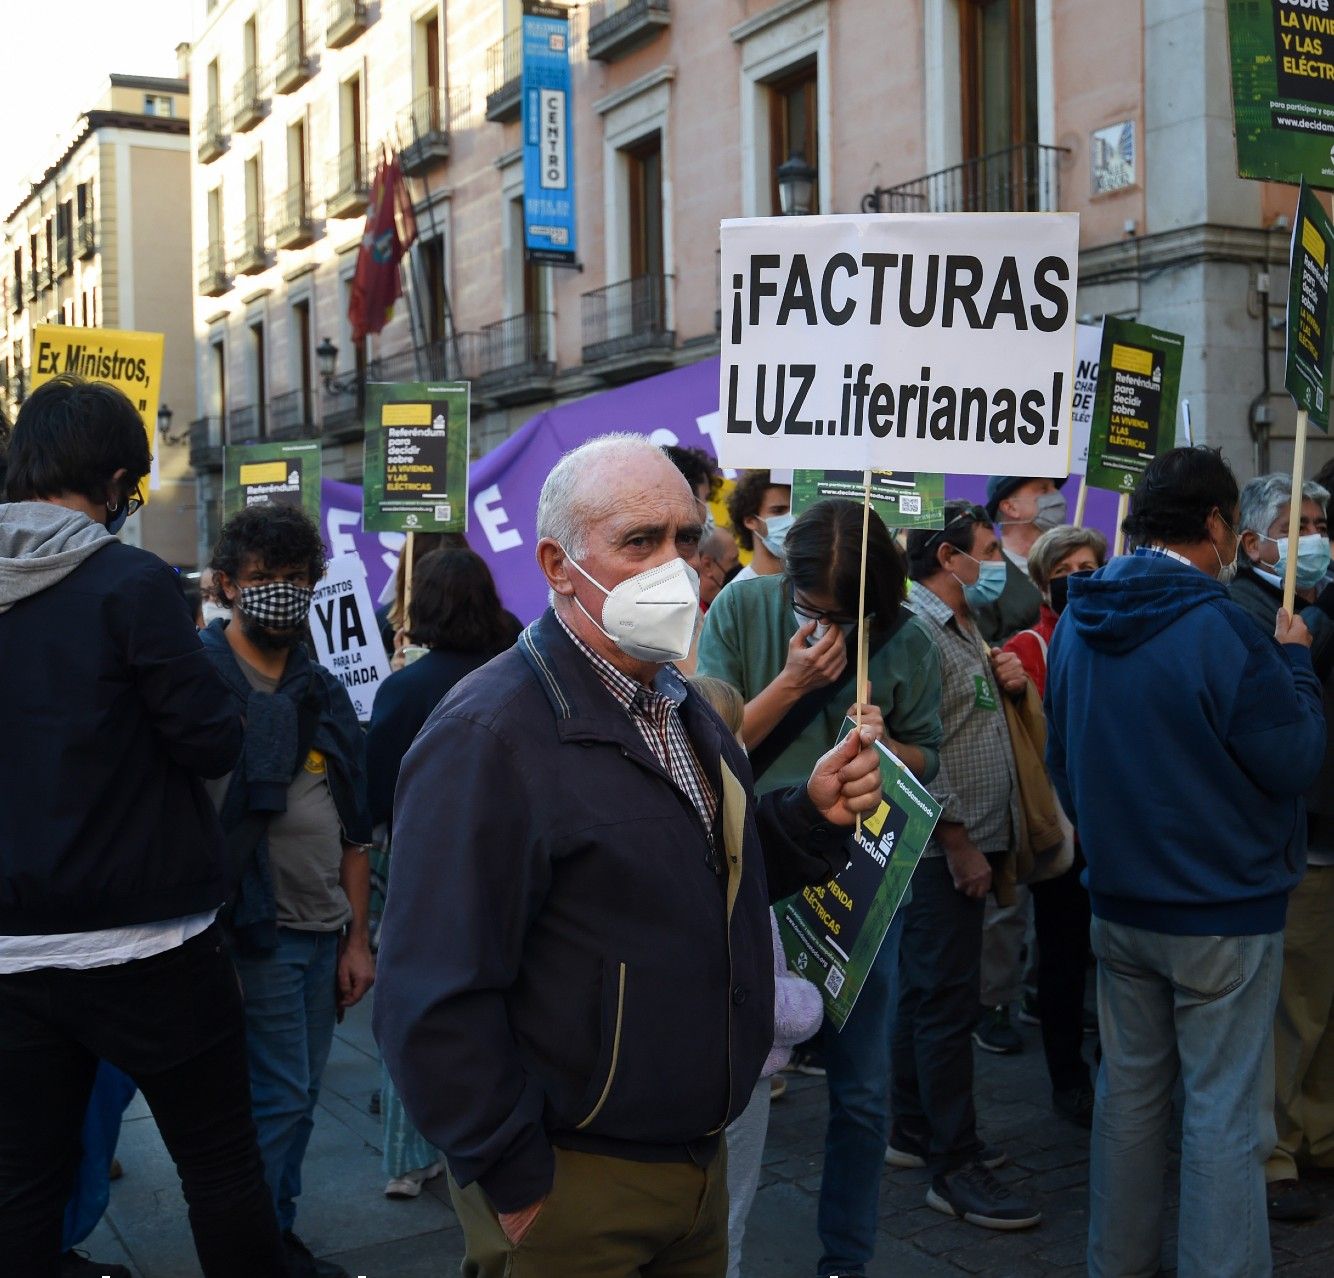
[10,277,22,312]
[485,29,521,123]
[274,23,314,94]
[55,236,72,277]
[77,218,96,259]
[38,260,53,291]
[475,313,556,406]
[861,142,1068,214]
[234,215,271,275]
[581,274,674,381]
[24,270,38,302]
[228,403,262,445]
[232,68,269,133]
[326,0,369,49]
[274,182,317,250]
[197,245,230,297]
[400,87,450,175]
[197,104,228,163]
[269,389,317,439]
[588,0,671,62]
[326,145,370,218]
[189,415,224,471]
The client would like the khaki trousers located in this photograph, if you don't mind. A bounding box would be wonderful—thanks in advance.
[1267,865,1334,1181]
[450,1145,729,1278]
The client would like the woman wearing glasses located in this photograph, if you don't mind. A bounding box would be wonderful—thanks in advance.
[696,497,943,1278]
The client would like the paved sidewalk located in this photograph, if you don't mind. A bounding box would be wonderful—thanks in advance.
[82,999,1334,1277]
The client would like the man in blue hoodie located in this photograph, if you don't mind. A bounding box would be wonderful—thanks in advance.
[1045,447,1325,1278]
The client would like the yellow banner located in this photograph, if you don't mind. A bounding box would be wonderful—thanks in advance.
[30,325,166,503]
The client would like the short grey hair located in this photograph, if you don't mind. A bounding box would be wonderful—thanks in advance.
[1239,473,1330,538]
[536,432,681,558]
[1028,524,1108,593]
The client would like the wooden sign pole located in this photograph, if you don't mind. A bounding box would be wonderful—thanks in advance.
[1283,410,1310,614]
[1072,477,1088,529]
[1113,492,1130,557]
[854,468,873,836]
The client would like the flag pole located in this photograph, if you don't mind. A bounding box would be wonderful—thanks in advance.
[1283,410,1310,614]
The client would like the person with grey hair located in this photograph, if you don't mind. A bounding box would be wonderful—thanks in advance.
[372,433,888,1277]
[1231,473,1334,1222]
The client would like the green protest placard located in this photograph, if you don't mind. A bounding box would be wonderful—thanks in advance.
[1286,180,1334,430]
[361,381,470,533]
[790,469,947,530]
[1228,0,1334,189]
[779,728,940,1030]
[1084,317,1185,494]
[222,440,322,521]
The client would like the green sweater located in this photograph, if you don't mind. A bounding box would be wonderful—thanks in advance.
[697,575,944,795]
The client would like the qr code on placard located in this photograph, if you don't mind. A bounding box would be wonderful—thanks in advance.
[824,966,846,998]
[899,494,922,515]
[434,504,451,521]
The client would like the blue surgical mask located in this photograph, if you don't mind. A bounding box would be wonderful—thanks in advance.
[104,503,129,536]
[955,553,1008,608]
[757,513,794,560]
[1265,532,1332,591]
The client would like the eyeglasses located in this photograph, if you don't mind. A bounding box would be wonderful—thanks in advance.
[792,596,864,627]
[919,503,989,550]
[125,495,143,517]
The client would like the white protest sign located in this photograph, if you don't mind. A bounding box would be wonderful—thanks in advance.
[1068,321,1103,476]
[718,213,1080,477]
[308,554,392,721]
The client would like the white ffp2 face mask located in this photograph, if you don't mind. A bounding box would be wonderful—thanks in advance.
[565,553,701,663]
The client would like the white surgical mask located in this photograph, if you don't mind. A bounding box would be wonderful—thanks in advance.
[1213,511,1240,585]
[201,601,232,626]
[1259,532,1331,591]
[793,610,856,645]
[565,553,701,663]
[756,513,794,560]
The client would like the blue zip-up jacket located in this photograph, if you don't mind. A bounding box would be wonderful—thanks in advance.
[1045,552,1325,936]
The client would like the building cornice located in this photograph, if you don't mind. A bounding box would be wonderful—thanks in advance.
[593,66,676,117]
[729,0,826,44]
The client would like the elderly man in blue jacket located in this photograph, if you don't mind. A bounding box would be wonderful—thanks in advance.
[374,433,885,1278]
[1045,447,1326,1278]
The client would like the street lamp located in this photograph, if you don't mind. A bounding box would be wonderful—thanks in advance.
[777,152,818,216]
[156,401,188,445]
[316,335,361,395]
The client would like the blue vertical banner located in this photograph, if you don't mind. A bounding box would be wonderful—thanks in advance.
[521,1,577,266]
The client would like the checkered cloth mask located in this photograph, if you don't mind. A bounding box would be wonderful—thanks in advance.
[238,581,314,629]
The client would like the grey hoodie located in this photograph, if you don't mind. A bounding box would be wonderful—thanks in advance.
[0,502,114,614]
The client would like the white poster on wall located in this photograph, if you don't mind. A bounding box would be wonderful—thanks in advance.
[717,212,1081,477]
[308,554,392,721]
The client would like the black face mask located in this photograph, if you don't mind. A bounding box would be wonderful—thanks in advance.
[1048,570,1094,617]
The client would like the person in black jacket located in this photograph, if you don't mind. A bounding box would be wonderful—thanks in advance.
[373,434,886,1278]
[0,375,286,1278]
[367,546,520,828]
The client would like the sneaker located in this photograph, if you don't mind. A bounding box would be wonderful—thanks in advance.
[786,1046,827,1076]
[385,1159,446,1199]
[769,1074,788,1102]
[59,1253,131,1278]
[283,1231,350,1278]
[972,1005,1023,1055]
[1267,1178,1319,1221]
[885,1131,1007,1170]
[1053,1085,1095,1129]
[926,1162,1042,1230]
[1017,990,1041,1026]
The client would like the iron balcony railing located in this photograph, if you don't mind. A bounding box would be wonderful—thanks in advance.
[234,214,271,274]
[269,389,316,439]
[189,415,224,470]
[326,0,369,49]
[197,244,230,296]
[24,269,38,301]
[55,235,72,275]
[861,142,1068,214]
[587,0,671,61]
[326,144,370,217]
[485,28,522,121]
[273,22,313,94]
[322,335,482,434]
[232,68,269,133]
[228,403,261,445]
[9,277,22,311]
[477,312,554,378]
[198,104,228,162]
[37,259,52,291]
[400,87,451,173]
[77,218,96,259]
[274,182,316,249]
[581,274,673,364]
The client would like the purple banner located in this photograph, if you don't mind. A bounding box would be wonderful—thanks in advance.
[320,356,1121,624]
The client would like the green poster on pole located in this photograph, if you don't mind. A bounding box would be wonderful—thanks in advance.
[790,469,947,530]
[1286,179,1334,430]
[1084,317,1185,495]
[361,381,470,533]
[1227,0,1334,189]
[222,440,322,522]
[778,727,940,1031]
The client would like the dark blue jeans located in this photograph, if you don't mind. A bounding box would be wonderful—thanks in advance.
[232,927,339,1233]
[815,911,904,1276]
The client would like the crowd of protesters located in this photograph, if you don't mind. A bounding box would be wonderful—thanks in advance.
[2,376,1333,1278]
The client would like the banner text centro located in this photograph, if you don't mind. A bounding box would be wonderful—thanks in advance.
[717,214,1080,477]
